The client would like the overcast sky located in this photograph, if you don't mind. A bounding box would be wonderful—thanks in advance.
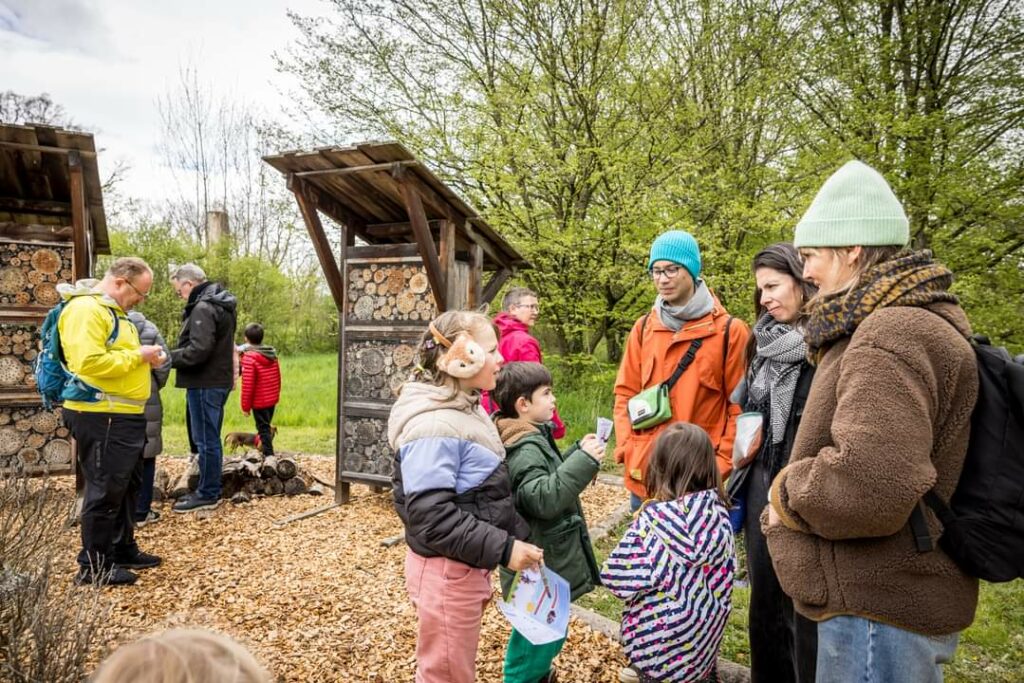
[0,0,324,204]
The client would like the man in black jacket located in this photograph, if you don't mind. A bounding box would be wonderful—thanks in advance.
[169,263,237,512]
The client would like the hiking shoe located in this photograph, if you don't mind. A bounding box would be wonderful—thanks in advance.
[619,666,640,683]
[173,495,221,513]
[135,510,161,527]
[113,549,162,570]
[74,566,138,586]
[538,667,558,683]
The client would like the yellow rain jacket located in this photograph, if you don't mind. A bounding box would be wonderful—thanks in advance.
[57,283,150,414]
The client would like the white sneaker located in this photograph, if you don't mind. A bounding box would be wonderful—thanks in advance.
[619,666,640,683]
[135,510,161,527]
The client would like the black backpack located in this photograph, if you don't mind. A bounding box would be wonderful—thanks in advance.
[911,334,1024,582]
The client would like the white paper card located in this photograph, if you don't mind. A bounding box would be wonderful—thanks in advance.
[497,565,571,645]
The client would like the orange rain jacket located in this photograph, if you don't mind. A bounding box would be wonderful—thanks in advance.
[613,299,749,498]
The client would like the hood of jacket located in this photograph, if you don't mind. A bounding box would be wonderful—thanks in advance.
[494,312,530,340]
[494,416,543,448]
[388,382,503,455]
[58,279,121,311]
[643,489,729,567]
[248,344,277,362]
[183,281,237,319]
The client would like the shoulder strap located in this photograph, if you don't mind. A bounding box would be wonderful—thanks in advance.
[664,339,703,391]
[721,316,733,384]
[106,308,120,346]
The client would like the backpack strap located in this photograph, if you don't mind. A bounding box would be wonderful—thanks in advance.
[721,316,733,387]
[911,490,955,553]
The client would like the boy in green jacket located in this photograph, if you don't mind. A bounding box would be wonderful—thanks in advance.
[492,361,606,683]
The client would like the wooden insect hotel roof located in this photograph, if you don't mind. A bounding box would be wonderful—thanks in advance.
[0,123,111,268]
[264,141,528,312]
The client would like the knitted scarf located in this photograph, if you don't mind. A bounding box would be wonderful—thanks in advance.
[656,280,715,332]
[747,313,807,446]
[804,250,958,360]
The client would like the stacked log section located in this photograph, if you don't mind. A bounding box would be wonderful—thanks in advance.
[0,242,72,308]
[342,416,393,477]
[344,340,416,401]
[162,453,323,503]
[0,405,70,472]
[0,322,41,393]
[346,263,436,322]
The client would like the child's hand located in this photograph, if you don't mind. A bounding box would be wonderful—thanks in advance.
[507,540,544,571]
[580,434,606,463]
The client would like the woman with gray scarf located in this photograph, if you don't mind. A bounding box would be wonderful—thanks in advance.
[734,243,818,683]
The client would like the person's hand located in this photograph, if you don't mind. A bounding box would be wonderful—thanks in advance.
[580,434,606,463]
[242,411,250,418]
[507,540,544,571]
[139,345,165,367]
[767,503,780,528]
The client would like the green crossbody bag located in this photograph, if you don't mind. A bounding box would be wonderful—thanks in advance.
[627,335,703,431]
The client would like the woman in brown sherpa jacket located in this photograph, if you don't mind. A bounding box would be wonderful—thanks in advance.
[763,160,979,683]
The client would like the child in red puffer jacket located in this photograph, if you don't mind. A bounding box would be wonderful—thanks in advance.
[239,323,281,455]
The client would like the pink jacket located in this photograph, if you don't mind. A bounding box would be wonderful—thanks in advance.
[482,312,566,439]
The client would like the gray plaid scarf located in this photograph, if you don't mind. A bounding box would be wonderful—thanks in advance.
[748,313,807,444]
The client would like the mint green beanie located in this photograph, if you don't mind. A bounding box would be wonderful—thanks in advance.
[793,160,909,248]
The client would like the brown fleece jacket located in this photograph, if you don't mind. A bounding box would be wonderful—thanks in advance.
[764,302,979,635]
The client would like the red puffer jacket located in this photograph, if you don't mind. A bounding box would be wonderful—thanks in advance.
[240,346,281,412]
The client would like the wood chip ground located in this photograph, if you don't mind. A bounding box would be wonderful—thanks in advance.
[49,455,630,681]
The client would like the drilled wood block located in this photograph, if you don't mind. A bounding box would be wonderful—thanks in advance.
[340,415,394,478]
[0,322,40,393]
[0,242,72,308]
[345,263,436,323]
[0,404,69,473]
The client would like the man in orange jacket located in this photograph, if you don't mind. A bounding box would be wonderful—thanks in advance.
[613,230,749,510]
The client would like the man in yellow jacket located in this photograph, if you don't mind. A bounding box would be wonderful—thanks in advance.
[60,257,167,586]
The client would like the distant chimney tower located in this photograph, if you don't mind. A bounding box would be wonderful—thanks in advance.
[206,210,230,244]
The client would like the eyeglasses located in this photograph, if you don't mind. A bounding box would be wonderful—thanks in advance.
[650,265,683,280]
[514,303,539,311]
[124,279,150,299]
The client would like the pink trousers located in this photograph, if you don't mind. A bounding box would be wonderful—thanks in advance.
[405,549,493,683]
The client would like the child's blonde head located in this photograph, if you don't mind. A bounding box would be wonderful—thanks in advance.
[645,422,727,504]
[409,309,494,391]
[90,628,271,683]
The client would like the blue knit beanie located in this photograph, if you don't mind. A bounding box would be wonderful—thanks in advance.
[648,230,702,280]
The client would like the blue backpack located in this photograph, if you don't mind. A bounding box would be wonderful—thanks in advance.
[34,298,120,409]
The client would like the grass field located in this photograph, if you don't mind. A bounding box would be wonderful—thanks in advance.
[157,352,1023,680]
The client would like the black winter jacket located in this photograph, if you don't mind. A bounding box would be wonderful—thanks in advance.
[171,281,237,388]
[388,382,530,570]
[128,311,170,458]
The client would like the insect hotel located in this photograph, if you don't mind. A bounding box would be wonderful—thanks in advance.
[264,142,528,506]
[0,124,110,475]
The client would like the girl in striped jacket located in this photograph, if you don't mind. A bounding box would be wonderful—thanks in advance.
[602,422,735,683]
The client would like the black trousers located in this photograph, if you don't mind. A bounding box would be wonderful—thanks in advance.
[64,410,147,569]
[252,406,275,456]
[743,457,818,683]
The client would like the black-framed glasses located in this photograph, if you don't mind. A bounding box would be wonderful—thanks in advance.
[124,279,150,299]
[650,265,682,280]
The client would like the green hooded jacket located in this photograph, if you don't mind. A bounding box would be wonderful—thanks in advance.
[496,417,602,601]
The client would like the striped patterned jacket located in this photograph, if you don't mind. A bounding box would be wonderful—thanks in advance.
[601,489,734,682]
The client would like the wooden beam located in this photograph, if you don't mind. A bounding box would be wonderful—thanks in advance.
[481,267,513,305]
[67,151,89,280]
[399,180,447,311]
[292,182,346,310]
[365,219,443,239]
[439,219,456,306]
[295,160,418,178]
[335,218,349,506]
[272,502,342,526]
[0,222,73,241]
[392,165,466,225]
[287,174,370,242]
[463,219,507,270]
[0,197,72,215]
[469,244,484,309]
[0,140,97,157]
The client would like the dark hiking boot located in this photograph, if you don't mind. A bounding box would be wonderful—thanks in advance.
[113,549,162,570]
[74,565,138,586]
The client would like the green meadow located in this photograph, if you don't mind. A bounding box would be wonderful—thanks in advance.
[158,352,1023,681]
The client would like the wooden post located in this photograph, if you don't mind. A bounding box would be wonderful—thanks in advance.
[67,151,89,280]
[335,218,350,506]
[399,179,447,311]
[468,244,484,308]
[439,219,456,306]
[482,267,514,305]
[292,179,346,310]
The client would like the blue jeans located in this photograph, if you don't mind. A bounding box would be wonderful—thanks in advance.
[186,387,230,500]
[630,492,643,512]
[817,615,959,683]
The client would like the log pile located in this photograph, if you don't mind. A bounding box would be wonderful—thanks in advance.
[346,264,436,322]
[0,322,40,392]
[344,340,415,401]
[0,405,70,472]
[162,451,326,504]
[0,243,72,308]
